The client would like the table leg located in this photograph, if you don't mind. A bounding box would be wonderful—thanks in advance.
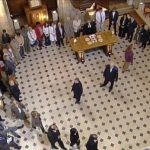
[106,44,113,56]
[78,51,85,63]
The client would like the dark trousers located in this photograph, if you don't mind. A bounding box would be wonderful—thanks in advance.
[141,42,147,49]
[19,46,25,58]
[38,39,43,48]
[50,138,66,149]
[118,26,124,37]
[57,38,64,47]
[74,31,80,38]
[44,36,51,46]
[126,32,134,42]
[102,79,114,90]
[70,140,80,146]
[108,22,117,35]
[12,93,20,102]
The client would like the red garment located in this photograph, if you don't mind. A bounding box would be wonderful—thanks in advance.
[34,26,43,40]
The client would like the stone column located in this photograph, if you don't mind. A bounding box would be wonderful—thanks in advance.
[0,0,14,35]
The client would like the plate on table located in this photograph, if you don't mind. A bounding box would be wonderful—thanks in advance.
[85,38,90,41]
[87,41,92,45]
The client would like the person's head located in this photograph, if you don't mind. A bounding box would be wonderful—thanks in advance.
[3,55,9,61]
[70,128,77,134]
[21,25,25,30]
[9,80,15,86]
[2,29,6,33]
[12,100,18,106]
[127,44,133,51]
[99,7,102,12]
[58,22,61,27]
[36,22,40,26]
[16,32,21,36]
[28,26,32,32]
[112,7,116,12]
[110,62,114,68]
[144,25,149,30]
[127,14,130,19]
[44,22,49,27]
[74,78,80,83]
[50,123,58,130]
[123,13,127,18]
[31,111,38,117]
[87,19,91,23]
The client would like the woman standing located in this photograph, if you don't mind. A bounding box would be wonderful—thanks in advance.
[21,25,31,53]
[123,44,134,72]
[72,78,83,104]
[31,111,46,133]
[49,22,57,45]
[43,22,51,46]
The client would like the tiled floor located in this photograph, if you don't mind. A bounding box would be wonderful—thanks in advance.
[1,36,150,150]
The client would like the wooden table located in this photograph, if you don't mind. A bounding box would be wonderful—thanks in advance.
[70,31,118,63]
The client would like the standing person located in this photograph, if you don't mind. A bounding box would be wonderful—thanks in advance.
[9,80,21,102]
[49,22,57,45]
[85,134,98,150]
[11,100,28,122]
[31,111,46,133]
[47,123,67,150]
[96,7,106,32]
[43,22,51,46]
[118,14,127,37]
[27,26,39,51]
[126,17,137,42]
[3,55,16,75]
[21,25,31,53]
[1,29,11,45]
[123,44,134,72]
[34,22,44,50]
[15,32,25,59]
[83,20,95,35]
[56,22,65,48]
[73,16,81,37]
[10,36,21,64]
[108,7,119,35]
[71,78,83,104]
[64,17,74,44]
[70,128,80,148]
[100,63,118,92]
[139,25,149,50]
[121,14,131,38]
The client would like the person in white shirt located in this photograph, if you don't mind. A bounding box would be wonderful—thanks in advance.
[73,16,81,37]
[43,22,51,46]
[96,7,106,32]
[27,27,39,50]
[49,22,57,44]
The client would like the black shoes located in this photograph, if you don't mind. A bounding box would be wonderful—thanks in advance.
[75,101,80,104]
[17,124,24,129]
[52,145,58,149]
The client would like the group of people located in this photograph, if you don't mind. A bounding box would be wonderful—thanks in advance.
[0,6,150,150]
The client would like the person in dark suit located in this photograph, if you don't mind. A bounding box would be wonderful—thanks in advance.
[139,25,149,50]
[100,63,118,92]
[70,128,80,148]
[126,17,137,42]
[9,80,21,102]
[31,111,46,133]
[72,78,83,104]
[56,22,65,48]
[86,134,98,150]
[47,123,67,150]
[83,20,96,35]
[118,14,127,37]
[1,29,11,45]
[108,7,119,35]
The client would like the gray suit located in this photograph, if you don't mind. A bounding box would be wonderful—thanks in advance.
[11,103,26,120]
